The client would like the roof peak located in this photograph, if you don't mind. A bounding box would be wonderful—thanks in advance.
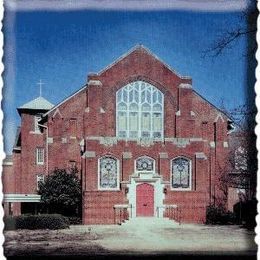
[18,96,54,113]
[97,44,191,79]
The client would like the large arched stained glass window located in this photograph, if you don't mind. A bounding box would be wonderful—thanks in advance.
[171,157,191,189]
[99,156,119,190]
[116,81,164,139]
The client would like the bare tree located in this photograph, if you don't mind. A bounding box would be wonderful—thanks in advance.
[203,2,257,58]
[221,104,257,200]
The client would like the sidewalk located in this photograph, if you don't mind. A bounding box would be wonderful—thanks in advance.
[83,217,257,254]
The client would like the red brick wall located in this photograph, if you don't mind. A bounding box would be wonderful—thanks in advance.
[7,47,230,223]
[2,163,15,194]
[20,113,46,194]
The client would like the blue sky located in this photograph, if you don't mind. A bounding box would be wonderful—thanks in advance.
[3,8,249,154]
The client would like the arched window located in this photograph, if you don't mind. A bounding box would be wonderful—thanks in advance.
[171,157,191,189]
[98,156,119,190]
[135,156,155,172]
[116,81,164,139]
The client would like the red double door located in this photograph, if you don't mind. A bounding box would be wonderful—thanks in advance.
[136,183,154,217]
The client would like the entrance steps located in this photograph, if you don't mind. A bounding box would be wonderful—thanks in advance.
[122,217,179,227]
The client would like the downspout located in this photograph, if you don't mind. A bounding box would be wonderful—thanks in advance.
[38,123,48,175]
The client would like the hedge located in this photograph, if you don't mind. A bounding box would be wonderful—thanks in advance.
[206,205,237,225]
[4,214,70,230]
[67,216,82,225]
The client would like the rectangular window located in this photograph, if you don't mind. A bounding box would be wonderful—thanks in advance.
[201,121,208,139]
[141,112,151,131]
[36,148,44,165]
[34,115,41,133]
[36,174,45,190]
[118,112,127,131]
[99,157,119,190]
[129,112,138,131]
[153,113,162,131]
[172,158,191,190]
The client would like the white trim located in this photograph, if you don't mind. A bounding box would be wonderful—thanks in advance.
[223,141,229,148]
[114,204,129,208]
[29,131,42,135]
[88,80,102,86]
[170,156,192,191]
[214,113,225,123]
[195,152,207,160]
[178,83,192,89]
[3,161,13,166]
[175,110,181,116]
[52,108,63,119]
[4,194,41,202]
[47,137,53,144]
[97,156,120,191]
[85,136,205,143]
[127,172,165,218]
[210,141,216,148]
[36,147,44,165]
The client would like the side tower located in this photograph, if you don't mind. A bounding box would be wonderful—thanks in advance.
[3,96,54,216]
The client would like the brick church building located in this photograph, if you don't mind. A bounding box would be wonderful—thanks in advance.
[2,46,232,224]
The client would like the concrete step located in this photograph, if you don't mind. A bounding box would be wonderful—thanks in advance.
[122,217,179,227]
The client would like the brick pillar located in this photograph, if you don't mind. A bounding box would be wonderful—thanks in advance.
[85,74,103,136]
[159,153,169,181]
[176,83,195,137]
[214,115,229,208]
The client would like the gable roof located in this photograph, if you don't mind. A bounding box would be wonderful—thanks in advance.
[97,45,191,79]
[41,85,87,119]
[40,45,230,123]
[18,96,54,112]
[193,90,231,120]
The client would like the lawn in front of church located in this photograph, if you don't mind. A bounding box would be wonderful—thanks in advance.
[4,218,257,257]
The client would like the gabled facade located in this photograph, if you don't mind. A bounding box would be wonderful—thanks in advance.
[3,46,231,224]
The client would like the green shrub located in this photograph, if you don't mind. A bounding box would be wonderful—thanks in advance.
[206,205,237,225]
[67,216,82,225]
[4,216,17,231]
[5,214,70,230]
[234,199,257,230]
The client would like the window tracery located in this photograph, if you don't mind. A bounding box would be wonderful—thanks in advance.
[116,81,164,139]
[136,156,155,172]
[171,157,191,189]
[99,156,119,190]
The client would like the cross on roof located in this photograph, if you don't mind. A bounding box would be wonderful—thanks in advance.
[37,79,45,97]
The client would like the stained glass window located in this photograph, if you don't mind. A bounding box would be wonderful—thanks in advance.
[116,81,164,139]
[136,156,155,172]
[99,156,119,190]
[172,157,191,189]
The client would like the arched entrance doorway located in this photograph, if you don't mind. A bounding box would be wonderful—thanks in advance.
[136,183,154,217]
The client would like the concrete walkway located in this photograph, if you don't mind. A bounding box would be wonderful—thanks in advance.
[4,217,257,256]
[86,217,257,254]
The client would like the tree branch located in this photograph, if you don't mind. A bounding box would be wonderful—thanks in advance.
[202,28,256,58]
